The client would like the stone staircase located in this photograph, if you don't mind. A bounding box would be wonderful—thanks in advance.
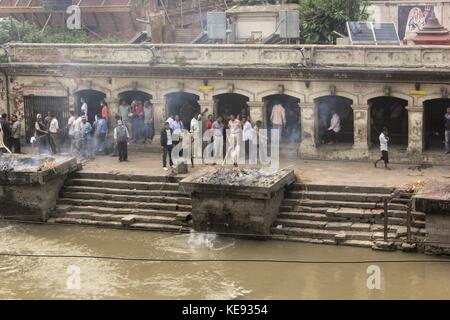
[271,183,427,250]
[48,172,192,232]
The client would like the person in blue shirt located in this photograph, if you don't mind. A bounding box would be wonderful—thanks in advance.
[79,116,93,159]
[445,107,450,154]
[95,114,108,154]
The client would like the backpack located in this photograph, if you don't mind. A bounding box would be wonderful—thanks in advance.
[116,125,128,142]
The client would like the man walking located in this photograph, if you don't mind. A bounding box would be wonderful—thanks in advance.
[374,127,391,170]
[11,115,21,154]
[114,120,130,162]
[161,121,174,171]
[48,112,60,154]
[445,107,450,154]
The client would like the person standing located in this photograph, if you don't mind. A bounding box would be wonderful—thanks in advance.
[227,114,241,167]
[114,120,130,162]
[67,111,76,153]
[95,114,108,154]
[131,100,143,143]
[270,101,286,134]
[445,107,450,154]
[205,115,214,130]
[190,109,208,162]
[171,115,184,145]
[80,97,88,119]
[242,116,252,161]
[252,120,266,163]
[35,114,48,154]
[11,115,21,154]
[323,111,341,144]
[79,116,93,159]
[118,100,131,132]
[48,112,60,154]
[211,116,224,164]
[101,100,109,122]
[374,127,391,170]
[0,113,12,150]
[143,101,154,144]
[161,121,174,171]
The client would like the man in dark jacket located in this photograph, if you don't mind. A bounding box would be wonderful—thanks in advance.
[0,113,11,150]
[160,121,174,171]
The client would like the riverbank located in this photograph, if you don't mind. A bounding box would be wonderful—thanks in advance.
[1,222,450,299]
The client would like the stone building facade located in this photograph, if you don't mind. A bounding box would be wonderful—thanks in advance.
[0,43,449,165]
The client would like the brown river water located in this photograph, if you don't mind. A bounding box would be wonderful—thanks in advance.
[1,222,450,300]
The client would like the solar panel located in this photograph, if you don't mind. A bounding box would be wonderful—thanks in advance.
[347,22,375,44]
[372,23,400,44]
[347,22,400,45]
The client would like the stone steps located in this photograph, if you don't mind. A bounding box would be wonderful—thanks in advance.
[289,183,394,194]
[50,172,192,233]
[52,211,186,226]
[60,191,191,205]
[55,204,191,220]
[48,217,190,232]
[286,191,388,202]
[65,178,179,191]
[282,198,408,211]
[62,185,188,198]
[57,197,191,212]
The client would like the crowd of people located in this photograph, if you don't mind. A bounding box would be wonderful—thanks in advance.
[160,109,265,171]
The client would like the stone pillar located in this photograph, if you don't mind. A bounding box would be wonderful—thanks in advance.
[351,104,369,157]
[198,98,215,121]
[106,97,119,129]
[406,105,424,154]
[299,102,316,156]
[247,101,264,124]
[153,99,165,134]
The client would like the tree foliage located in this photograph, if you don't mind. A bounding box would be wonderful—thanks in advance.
[299,0,371,44]
[0,18,119,44]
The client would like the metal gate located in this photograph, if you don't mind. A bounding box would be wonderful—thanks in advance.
[24,96,69,143]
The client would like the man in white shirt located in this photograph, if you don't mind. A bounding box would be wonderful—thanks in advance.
[211,116,224,164]
[67,111,77,154]
[189,108,208,163]
[80,98,88,119]
[48,112,59,154]
[227,114,241,167]
[323,111,341,144]
[374,127,391,170]
[171,115,184,144]
[242,116,252,161]
[270,102,286,134]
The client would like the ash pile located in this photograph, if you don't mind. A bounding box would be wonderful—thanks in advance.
[0,155,55,172]
[195,168,284,187]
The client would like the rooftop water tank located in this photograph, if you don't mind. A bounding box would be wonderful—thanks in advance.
[207,11,227,40]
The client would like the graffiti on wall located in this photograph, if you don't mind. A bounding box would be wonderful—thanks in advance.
[398,6,434,40]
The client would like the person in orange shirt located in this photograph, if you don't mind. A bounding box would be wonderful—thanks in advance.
[101,100,109,121]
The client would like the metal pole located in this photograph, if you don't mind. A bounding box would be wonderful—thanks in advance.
[384,198,388,242]
[407,200,412,243]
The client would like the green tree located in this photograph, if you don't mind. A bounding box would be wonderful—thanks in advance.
[299,0,371,44]
[0,18,101,44]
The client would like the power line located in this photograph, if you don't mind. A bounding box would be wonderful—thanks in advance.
[1,252,450,265]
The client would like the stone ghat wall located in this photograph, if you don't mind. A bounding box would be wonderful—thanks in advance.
[0,155,79,222]
[4,43,450,70]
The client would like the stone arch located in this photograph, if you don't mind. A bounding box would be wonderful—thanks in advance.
[73,88,107,122]
[422,97,450,150]
[308,90,359,105]
[418,93,446,105]
[213,87,255,101]
[160,86,204,99]
[73,83,111,97]
[367,95,409,146]
[314,95,354,145]
[113,85,154,100]
[256,88,305,102]
[362,91,414,107]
